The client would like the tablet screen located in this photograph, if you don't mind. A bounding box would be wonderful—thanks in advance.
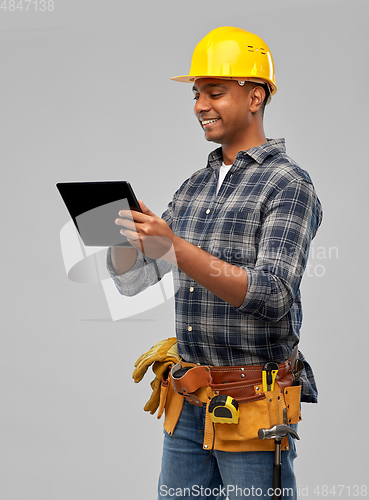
[56,181,141,247]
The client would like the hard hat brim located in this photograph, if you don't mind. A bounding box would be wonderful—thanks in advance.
[170,75,277,95]
[170,75,198,83]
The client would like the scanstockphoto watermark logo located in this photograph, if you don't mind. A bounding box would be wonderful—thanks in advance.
[160,484,368,498]
[59,221,179,321]
[208,243,338,279]
[159,484,294,497]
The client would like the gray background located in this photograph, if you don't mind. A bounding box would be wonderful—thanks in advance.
[1,0,368,498]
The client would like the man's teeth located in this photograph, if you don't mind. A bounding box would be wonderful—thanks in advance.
[202,119,219,125]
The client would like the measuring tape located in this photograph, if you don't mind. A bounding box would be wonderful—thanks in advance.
[208,394,239,424]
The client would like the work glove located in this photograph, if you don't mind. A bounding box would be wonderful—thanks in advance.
[132,338,180,414]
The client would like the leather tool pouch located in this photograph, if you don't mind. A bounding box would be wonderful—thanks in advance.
[211,382,302,451]
[170,362,212,406]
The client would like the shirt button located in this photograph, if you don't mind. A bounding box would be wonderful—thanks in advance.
[190,287,194,292]
[188,326,192,332]
[206,209,210,214]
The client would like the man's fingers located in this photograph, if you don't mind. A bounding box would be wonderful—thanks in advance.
[121,228,143,253]
[118,209,150,222]
[115,217,136,230]
[120,228,140,241]
[117,209,131,218]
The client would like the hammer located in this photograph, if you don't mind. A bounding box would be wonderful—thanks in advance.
[258,424,300,500]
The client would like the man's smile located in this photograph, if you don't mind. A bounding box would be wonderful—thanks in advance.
[200,118,220,128]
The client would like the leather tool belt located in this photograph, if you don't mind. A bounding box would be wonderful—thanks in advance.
[171,346,298,407]
[157,346,302,452]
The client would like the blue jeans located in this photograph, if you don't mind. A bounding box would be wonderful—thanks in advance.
[158,400,298,500]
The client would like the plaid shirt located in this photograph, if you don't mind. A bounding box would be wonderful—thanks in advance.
[107,139,322,403]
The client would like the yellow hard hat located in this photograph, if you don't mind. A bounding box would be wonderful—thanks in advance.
[171,26,277,96]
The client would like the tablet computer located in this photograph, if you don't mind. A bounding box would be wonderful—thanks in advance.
[56,181,141,247]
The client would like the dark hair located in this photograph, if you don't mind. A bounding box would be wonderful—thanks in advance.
[260,83,270,117]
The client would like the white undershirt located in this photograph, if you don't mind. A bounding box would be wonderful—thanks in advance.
[216,162,233,194]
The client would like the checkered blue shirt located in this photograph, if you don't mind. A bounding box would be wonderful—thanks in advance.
[107,139,323,403]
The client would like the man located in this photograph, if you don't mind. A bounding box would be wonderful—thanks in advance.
[107,27,322,499]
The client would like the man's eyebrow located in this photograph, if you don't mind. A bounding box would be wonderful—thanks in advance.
[192,83,228,92]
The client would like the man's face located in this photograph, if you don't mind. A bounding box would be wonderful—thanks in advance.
[192,78,255,146]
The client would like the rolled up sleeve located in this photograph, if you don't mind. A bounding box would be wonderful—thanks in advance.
[106,247,173,296]
[237,179,322,321]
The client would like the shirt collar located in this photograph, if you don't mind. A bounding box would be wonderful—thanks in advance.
[207,138,286,170]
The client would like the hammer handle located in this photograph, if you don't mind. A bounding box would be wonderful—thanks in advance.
[272,464,282,499]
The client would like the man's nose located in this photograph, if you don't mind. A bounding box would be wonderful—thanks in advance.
[194,94,211,115]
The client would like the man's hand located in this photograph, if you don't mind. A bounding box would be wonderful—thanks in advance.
[115,200,248,308]
[115,200,176,262]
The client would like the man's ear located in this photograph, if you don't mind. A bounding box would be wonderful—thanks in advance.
[249,86,266,113]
